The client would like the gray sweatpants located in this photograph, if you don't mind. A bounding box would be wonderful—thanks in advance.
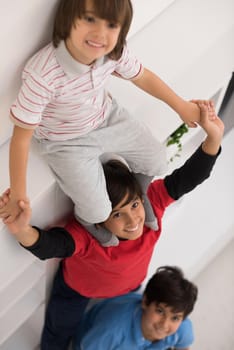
[37,100,167,223]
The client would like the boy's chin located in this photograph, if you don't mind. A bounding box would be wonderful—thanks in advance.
[117,231,143,241]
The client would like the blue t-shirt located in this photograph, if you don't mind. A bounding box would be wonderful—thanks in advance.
[74,293,194,350]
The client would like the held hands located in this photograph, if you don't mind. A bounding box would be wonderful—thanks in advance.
[0,189,31,235]
[193,100,224,155]
[0,193,25,224]
[181,100,216,128]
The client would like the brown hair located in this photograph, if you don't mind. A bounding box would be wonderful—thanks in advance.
[52,0,133,60]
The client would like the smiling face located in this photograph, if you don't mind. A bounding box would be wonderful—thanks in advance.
[65,0,121,64]
[141,300,184,342]
[102,193,145,240]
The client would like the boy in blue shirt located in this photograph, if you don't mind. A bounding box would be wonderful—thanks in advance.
[75,265,197,350]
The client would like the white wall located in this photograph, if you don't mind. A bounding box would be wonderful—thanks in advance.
[0,0,60,146]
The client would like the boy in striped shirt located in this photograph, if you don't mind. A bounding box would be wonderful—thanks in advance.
[1,0,215,246]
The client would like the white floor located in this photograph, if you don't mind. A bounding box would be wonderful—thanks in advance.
[190,238,234,349]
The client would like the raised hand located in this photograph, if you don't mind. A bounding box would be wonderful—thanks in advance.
[193,100,224,155]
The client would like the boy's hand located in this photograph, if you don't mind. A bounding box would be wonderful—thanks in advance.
[181,100,216,127]
[190,99,217,118]
[197,101,224,137]
[0,190,31,235]
[193,100,224,155]
[0,192,24,223]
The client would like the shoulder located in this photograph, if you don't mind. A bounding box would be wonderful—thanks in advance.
[78,295,141,349]
[179,318,193,332]
[148,179,175,213]
[64,218,100,255]
[148,179,167,198]
[119,45,133,59]
[116,45,138,67]
[86,293,140,327]
[175,318,194,346]
[24,43,54,71]
[22,43,58,84]
[113,45,143,79]
[100,293,141,310]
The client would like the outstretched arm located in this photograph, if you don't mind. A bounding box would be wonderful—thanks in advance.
[164,102,224,200]
[0,190,75,259]
[0,189,39,247]
[132,68,216,127]
[0,125,34,223]
[197,102,224,155]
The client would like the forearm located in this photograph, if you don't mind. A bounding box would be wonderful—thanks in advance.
[14,225,40,247]
[9,140,28,199]
[133,68,183,108]
[202,134,221,156]
[22,227,75,260]
[133,68,200,122]
[9,126,33,199]
[164,144,221,200]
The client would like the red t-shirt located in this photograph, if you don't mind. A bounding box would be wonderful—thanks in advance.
[62,179,174,298]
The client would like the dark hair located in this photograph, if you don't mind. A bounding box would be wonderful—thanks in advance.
[144,266,198,319]
[102,160,143,209]
[52,0,133,60]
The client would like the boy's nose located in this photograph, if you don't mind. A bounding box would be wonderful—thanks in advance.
[159,317,170,331]
[94,22,106,36]
[126,213,137,226]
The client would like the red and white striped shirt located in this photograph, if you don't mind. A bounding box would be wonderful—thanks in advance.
[10,41,143,141]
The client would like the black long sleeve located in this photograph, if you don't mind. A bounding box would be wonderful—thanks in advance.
[22,226,75,260]
[164,144,221,200]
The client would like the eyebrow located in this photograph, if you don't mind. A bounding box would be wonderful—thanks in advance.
[173,312,184,317]
[157,304,184,317]
[111,196,139,213]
